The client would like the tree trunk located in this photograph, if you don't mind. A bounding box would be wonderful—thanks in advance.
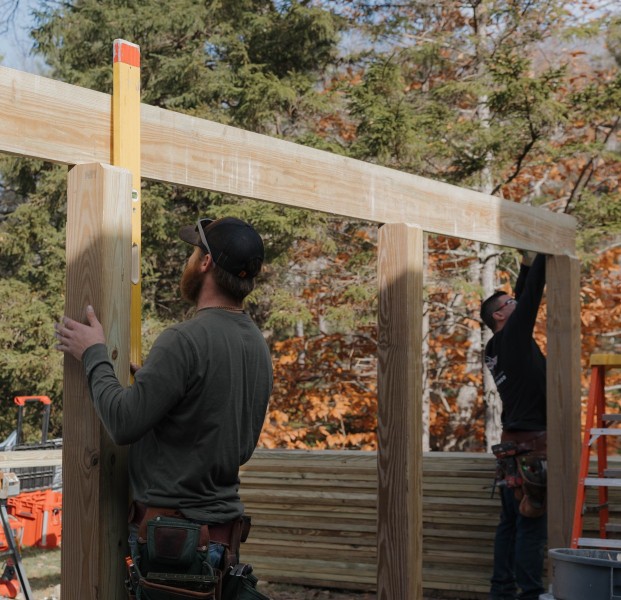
[422,235,431,451]
[473,0,503,451]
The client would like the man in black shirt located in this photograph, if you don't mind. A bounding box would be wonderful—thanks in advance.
[480,252,547,600]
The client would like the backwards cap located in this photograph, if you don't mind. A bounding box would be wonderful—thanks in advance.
[179,217,264,279]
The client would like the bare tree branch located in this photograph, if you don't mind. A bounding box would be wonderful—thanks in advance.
[0,0,19,36]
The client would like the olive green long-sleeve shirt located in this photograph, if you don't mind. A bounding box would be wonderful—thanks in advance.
[82,308,273,523]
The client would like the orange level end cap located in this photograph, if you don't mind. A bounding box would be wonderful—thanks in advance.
[113,39,140,67]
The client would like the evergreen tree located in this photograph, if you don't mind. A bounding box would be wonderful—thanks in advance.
[0,0,346,437]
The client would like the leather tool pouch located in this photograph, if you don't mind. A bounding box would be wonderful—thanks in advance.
[137,517,220,599]
[146,517,201,569]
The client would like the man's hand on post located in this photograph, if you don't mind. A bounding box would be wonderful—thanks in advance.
[55,305,105,361]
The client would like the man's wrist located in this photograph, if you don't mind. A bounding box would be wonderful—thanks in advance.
[519,250,536,267]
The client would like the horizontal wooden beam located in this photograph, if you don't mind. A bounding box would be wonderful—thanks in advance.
[0,66,575,254]
[0,448,62,468]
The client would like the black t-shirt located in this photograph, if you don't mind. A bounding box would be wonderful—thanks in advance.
[484,254,547,431]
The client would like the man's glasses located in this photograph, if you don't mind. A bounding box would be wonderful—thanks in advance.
[497,298,517,310]
[197,218,214,255]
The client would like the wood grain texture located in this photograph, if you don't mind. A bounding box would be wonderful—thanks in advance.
[0,66,575,254]
[546,255,582,549]
[376,224,424,600]
[63,163,132,599]
[0,67,111,164]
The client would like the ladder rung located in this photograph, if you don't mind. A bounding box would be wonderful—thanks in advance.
[590,428,621,435]
[578,537,621,549]
[585,502,609,513]
[604,414,621,422]
[584,477,621,487]
[604,469,621,478]
[606,524,621,533]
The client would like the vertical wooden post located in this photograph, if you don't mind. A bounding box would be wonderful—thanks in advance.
[377,223,424,599]
[546,255,582,549]
[62,163,132,599]
[113,38,142,367]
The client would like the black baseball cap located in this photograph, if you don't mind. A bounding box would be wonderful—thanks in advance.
[179,217,264,279]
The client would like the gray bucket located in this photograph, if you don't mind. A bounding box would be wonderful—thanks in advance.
[549,548,621,600]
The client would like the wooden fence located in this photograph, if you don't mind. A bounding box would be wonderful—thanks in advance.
[7,447,618,598]
[240,450,499,598]
[240,450,621,597]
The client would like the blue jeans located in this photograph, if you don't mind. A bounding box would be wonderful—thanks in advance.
[490,485,547,600]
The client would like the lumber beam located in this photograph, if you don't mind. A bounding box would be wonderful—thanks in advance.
[63,163,132,599]
[377,224,424,599]
[546,255,582,549]
[0,66,575,255]
[0,449,62,468]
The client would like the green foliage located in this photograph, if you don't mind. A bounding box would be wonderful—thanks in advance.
[32,0,342,134]
[574,190,621,253]
[264,289,314,333]
[348,58,416,165]
[1,0,620,452]
[0,278,63,440]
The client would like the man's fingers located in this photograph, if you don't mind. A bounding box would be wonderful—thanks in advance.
[86,305,99,325]
[61,316,77,330]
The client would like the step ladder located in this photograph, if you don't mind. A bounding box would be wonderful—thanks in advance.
[0,471,33,599]
[571,353,621,549]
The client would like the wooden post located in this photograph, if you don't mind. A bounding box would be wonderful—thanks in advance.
[62,163,132,599]
[112,39,142,367]
[546,255,582,549]
[377,223,424,599]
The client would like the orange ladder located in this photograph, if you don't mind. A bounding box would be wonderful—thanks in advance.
[571,353,621,549]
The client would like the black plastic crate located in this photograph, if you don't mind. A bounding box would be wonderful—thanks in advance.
[12,438,63,491]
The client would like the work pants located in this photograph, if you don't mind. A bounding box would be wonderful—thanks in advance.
[490,485,547,600]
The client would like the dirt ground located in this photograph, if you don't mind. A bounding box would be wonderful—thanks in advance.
[12,547,460,600]
[12,548,378,599]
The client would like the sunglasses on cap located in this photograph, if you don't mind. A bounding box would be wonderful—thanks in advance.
[196,218,214,255]
[497,298,517,310]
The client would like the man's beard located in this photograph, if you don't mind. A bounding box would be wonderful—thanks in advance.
[180,259,203,304]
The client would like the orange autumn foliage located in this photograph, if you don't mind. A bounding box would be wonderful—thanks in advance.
[259,247,620,453]
[259,329,378,450]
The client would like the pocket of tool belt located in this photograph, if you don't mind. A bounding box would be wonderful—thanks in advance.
[137,517,219,599]
[146,516,202,568]
[138,517,215,580]
[140,575,217,599]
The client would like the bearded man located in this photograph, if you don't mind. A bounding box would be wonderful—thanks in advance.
[56,217,273,598]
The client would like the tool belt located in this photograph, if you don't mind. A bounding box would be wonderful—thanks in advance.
[492,431,547,518]
[125,502,260,600]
